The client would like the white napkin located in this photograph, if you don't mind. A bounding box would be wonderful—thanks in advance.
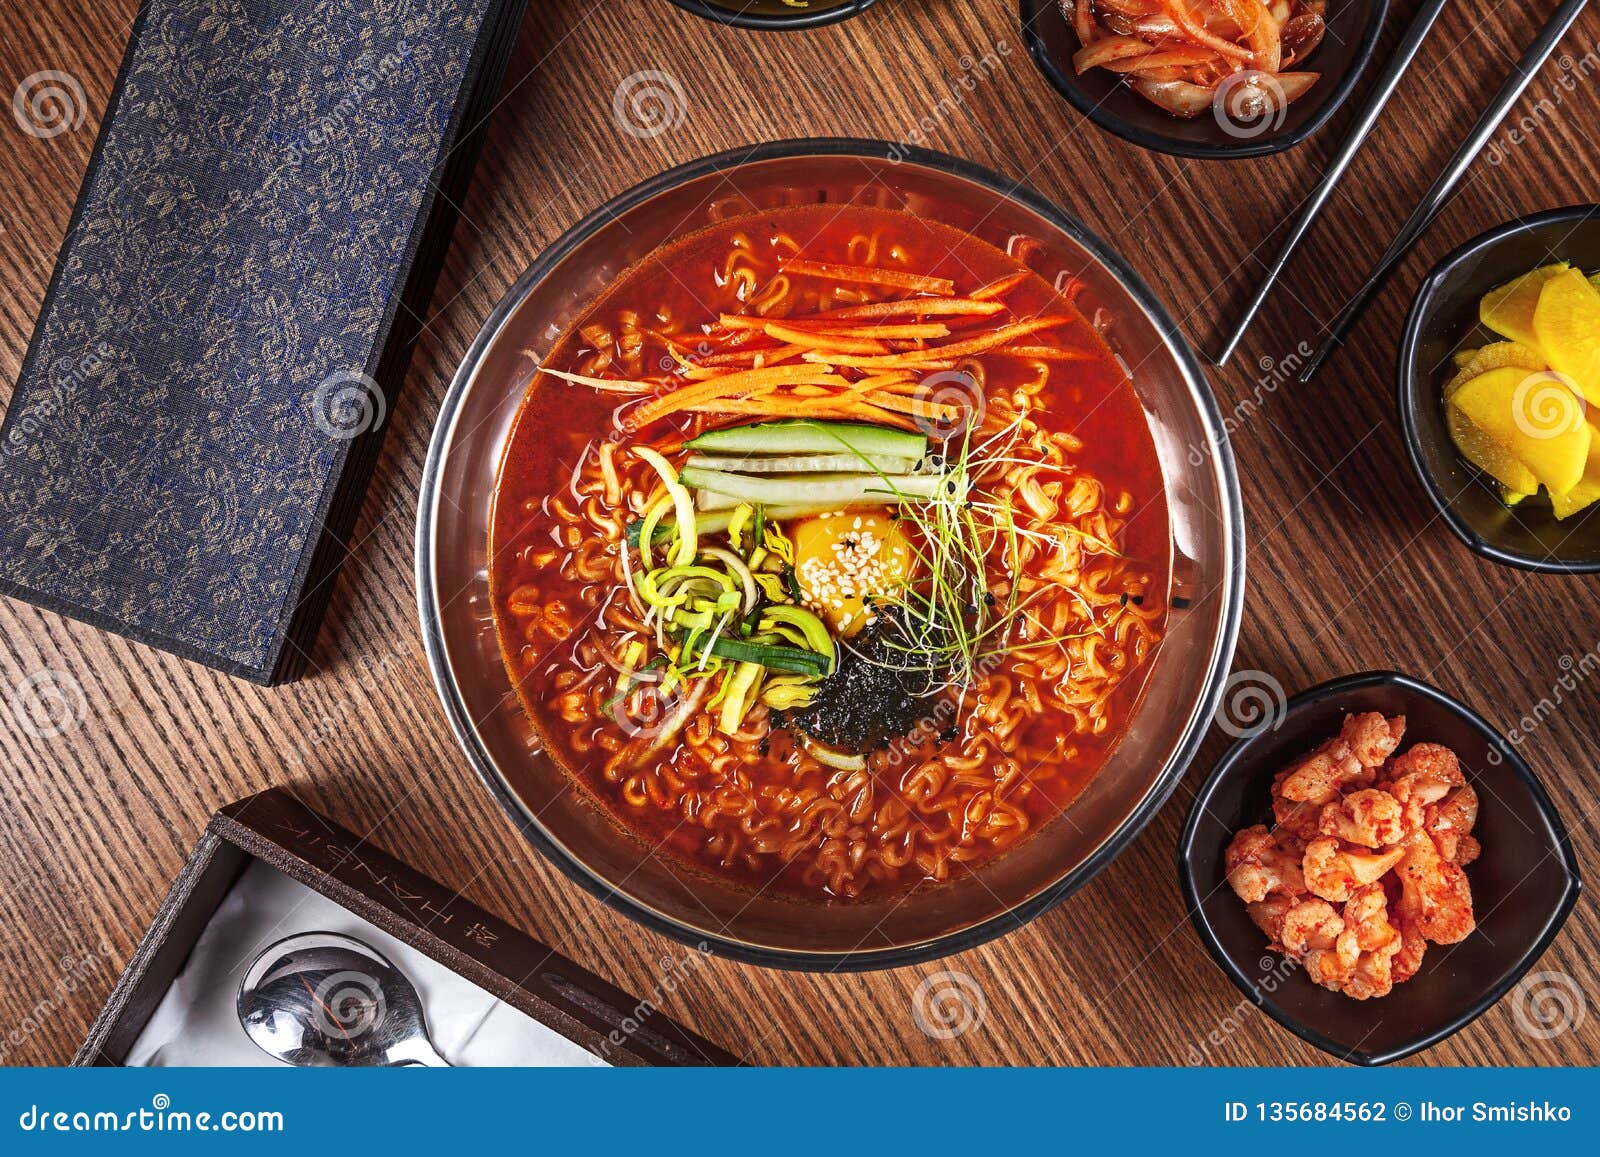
[124,861,608,1067]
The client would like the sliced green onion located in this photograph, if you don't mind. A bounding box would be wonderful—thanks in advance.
[759,605,835,672]
[627,507,735,550]
[686,636,830,676]
[727,502,755,554]
[635,446,696,567]
[699,546,757,614]
[753,573,789,604]
[717,661,763,735]
[636,494,673,570]
[670,607,715,632]
[760,679,818,710]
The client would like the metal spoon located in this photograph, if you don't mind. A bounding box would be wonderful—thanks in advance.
[237,932,452,1067]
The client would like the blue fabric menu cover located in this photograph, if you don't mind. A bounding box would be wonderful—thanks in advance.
[0,0,526,683]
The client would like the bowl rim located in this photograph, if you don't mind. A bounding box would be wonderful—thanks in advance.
[1396,203,1600,575]
[416,137,1246,970]
[665,0,877,30]
[1176,669,1583,1066]
[1018,0,1391,160]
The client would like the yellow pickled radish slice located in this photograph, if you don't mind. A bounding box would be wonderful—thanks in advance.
[1442,341,1546,401]
[1480,262,1570,348]
[1532,268,1600,403]
[1551,421,1600,521]
[1446,402,1540,494]
[1450,366,1588,494]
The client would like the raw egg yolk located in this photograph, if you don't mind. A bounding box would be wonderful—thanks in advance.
[790,510,912,636]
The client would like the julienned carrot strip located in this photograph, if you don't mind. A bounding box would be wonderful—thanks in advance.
[806,353,960,371]
[632,365,851,425]
[728,298,1004,328]
[681,398,848,416]
[870,378,929,395]
[809,297,1004,321]
[804,316,1072,369]
[971,271,1030,301]
[699,342,808,368]
[810,323,952,340]
[780,259,956,296]
[867,392,961,421]
[761,322,889,356]
[849,372,917,393]
[914,315,1074,358]
[838,400,918,431]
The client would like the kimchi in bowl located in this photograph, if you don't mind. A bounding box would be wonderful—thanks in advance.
[417,140,1243,968]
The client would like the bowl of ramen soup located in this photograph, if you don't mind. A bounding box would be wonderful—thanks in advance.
[418,140,1244,968]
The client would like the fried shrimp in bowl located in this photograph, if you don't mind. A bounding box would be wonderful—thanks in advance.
[1222,712,1480,1000]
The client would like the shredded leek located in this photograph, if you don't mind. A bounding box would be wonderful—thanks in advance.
[727,502,755,555]
[634,446,696,567]
[717,662,763,734]
[758,605,835,671]
[801,735,866,771]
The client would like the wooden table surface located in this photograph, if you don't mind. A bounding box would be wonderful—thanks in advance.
[2,0,1598,1067]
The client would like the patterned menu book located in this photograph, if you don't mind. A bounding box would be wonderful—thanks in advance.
[0,0,527,683]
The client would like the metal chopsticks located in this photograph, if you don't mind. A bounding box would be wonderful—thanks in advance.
[1214,0,1452,369]
[1295,0,1592,384]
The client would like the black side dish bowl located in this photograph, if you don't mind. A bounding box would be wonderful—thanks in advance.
[1397,205,1600,573]
[668,0,877,29]
[1178,671,1581,1066]
[1019,0,1388,159]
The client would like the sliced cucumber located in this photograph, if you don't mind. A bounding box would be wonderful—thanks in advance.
[686,419,927,460]
[625,507,735,549]
[684,452,922,476]
[694,495,859,520]
[679,467,947,508]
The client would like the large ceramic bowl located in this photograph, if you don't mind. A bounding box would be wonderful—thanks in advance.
[416,140,1244,969]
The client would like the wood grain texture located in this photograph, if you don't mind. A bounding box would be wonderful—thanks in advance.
[1,0,1597,1066]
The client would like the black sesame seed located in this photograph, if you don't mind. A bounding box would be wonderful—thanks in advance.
[1119,592,1129,606]
[1131,595,1145,606]
[984,592,996,606]
[939,725,959,742]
